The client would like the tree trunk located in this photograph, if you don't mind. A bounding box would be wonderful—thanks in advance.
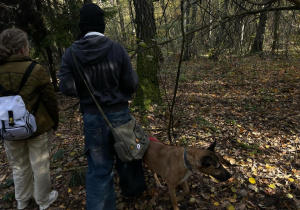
[132,0,161,108]
[209,0,229,60]
[251,9,268,53]
[271,10,280,53]
[34,0,59,91]
[183,0,191,61]
[116,0,126,45]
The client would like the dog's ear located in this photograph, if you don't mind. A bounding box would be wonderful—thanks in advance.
[207,140,216,152]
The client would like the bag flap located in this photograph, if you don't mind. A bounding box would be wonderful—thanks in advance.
[112,117,149,159]
[0,95,26,120]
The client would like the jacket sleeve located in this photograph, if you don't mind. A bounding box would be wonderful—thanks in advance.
[120,45,139,94]
[58,49,78,97]
[38,65,59,130]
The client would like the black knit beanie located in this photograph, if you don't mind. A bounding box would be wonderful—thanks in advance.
[78,3,105,34]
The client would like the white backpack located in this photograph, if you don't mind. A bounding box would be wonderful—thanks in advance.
[0,62,39,141]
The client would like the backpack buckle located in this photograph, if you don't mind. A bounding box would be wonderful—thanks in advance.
[8,111,15,126]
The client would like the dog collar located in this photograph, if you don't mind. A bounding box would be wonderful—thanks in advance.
[184,149,193,171]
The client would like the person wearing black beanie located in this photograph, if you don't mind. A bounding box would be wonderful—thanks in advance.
[78,3,105,34]
[59,3,145,210]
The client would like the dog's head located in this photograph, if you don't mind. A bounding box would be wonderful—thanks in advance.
[195,141,232,182]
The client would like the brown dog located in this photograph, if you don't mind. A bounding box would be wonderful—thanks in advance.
[143,135,232,210]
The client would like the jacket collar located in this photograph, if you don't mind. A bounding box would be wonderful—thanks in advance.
[85,32,105,37]
[5,55,33,63]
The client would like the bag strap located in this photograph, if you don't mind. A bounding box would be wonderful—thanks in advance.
[0,62,37,95]
[0,62,39,115]
[0,84,4,94]
[70,48,115,130]
[20,62,40,115]
[18,62,37,93]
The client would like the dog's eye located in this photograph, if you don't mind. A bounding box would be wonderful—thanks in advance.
[204,163,211,167]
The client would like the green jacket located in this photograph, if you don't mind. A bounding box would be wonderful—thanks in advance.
[0,55,59,138]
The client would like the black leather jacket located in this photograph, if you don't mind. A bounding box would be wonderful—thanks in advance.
[59,34,138,113]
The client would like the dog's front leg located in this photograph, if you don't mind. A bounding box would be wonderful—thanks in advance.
[167,183,179,210]
[154,173,165,189]
[181,181,190,196]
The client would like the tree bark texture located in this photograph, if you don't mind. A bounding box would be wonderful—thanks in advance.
[132,0,161,108]
[271,10,280,53]
[251,10,268,53]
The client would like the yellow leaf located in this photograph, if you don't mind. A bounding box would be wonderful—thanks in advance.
[214,202,220,206]
[55,174,62,180]
[228,204,235,210]
[287,194,293,199]
[231,187,237,193]
[269,183,276,189]
[70,151,76,156]
[249,178,256,184]
[189,197,196,203]
[288,178,294,182]
[56,133,62,136]
[68,188,72,193]
[0,174,6,182]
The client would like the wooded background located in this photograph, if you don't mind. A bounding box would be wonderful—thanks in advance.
[1,0,299,91]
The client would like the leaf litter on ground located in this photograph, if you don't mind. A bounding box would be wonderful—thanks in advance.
[0,54,300,209]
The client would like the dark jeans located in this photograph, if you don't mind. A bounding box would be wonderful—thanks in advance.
[83,108,131,210]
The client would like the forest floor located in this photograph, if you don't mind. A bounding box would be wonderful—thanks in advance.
[1,54,300,210]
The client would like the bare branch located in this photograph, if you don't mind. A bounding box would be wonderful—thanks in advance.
[245,0,278,5]
[0,3,16,10]
[245,0,300,7]
[288,0,300,7]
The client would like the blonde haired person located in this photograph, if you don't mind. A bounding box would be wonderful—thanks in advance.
[0,28,59,210]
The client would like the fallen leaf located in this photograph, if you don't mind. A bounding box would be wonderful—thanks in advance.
[231,187,237,193]
[189,197,196,203]
[0,174,6,182]
[214,201,220,206]
[249,177,256,184]
[268,183,276,189]
[228,204,235,210]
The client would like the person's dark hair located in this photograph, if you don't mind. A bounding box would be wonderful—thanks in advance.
[0,28,28,63]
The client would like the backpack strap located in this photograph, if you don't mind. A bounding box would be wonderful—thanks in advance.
[0,61,40,115]
[20,62,40,115]
[18,62,37,93]
[0,61,37,96]
[0,84,4,95]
